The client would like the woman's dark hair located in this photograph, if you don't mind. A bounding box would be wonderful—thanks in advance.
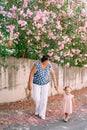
[41,55,51,62]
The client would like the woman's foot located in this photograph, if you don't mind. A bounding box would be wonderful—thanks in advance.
[35,113,45,120]
[39,115,45,120]
[35,112,39,116]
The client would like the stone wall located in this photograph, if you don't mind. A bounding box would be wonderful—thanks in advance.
[0,57,87,103]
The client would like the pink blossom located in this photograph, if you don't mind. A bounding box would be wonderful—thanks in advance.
[13,32,19,39]
[0,10,7,16]
[61,11,67,18]
[69,53,73,57]
[34,6,38,10]
[67,6,74,17]
[21,27,26,30]
[72,49,80,54]
[10,6,17,11]
[56,21,62,31]
[58,41,62,45]
[81,35,87,41]
[22,0,29,8]
[48,32,54,38]
[14,40,18,44]
[36,23,43,28]
[84,54,87,57]
[42,44,49,48]
[50,11,56,19]
[33,10,48,24]
[6,25,15,35]
[81,9,87,17]
[63,53,68,57]
[59,44,64,50]
[52,35,57,40]
[20,10,27,18]
[71,1,77,8]
[26,9,33,17]
[78,27,86,32]
[60,0,64,6]
[7,12,14,18]
[18,20,27,27]
[77,58,82,62]
[46,1,51,6]
[35,36,41,41]
[23,13,27,18]
[48,52,53,56]
[41,27,46,33]
[0,6,4,10]
[64,52,73,57]
[48,0,56,4]
[63,36,71,43]
[26,30,32,35]
[35,50,41,54]
[64,50,71,57]
[72,49,76,53]
[54,55,60,61]
[84,21,87,28]
[75,49,80,54]
[33,11,42,21]
[48,49,54,56]
[56,4,62,9]
[20,9,24,16]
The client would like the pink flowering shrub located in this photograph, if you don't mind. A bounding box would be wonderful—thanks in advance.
[0,0,87,67]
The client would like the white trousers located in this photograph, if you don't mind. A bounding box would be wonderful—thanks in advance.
[33,83,50,118]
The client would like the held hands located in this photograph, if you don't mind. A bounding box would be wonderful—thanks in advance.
[54,85,59,94]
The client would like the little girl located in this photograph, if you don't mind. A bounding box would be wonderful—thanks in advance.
[63,86,75,122]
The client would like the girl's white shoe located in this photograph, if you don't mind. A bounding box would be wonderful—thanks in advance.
[63,117,70,122]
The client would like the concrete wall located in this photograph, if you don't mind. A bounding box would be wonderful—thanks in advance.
[0,57,87,103]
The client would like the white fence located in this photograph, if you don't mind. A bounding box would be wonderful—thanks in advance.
[0,57,87,103]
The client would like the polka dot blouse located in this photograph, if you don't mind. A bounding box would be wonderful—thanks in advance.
[33,61,52,85]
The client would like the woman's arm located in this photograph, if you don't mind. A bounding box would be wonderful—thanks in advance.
[28,64,37,91]
[50,67,58,91]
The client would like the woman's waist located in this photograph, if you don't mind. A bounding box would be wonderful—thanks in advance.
[33,80,50,86]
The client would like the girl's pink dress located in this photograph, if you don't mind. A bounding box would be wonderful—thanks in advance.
[63,93,74,114]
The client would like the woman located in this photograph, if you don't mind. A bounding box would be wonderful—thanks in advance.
[28,55,58,119]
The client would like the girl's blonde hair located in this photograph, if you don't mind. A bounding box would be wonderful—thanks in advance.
[63,86,72,91]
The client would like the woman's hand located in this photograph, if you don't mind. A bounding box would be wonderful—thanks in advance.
[50,67,59,93]
[54,85,59,94]
[28,84,32,91]
[25,86,32,99]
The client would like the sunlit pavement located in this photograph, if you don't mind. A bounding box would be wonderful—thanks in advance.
[0,87,87,130]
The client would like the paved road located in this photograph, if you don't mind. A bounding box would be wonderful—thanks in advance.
[5,114,87,130]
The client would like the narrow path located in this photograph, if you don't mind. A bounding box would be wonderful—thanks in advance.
[0,87,87,130]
